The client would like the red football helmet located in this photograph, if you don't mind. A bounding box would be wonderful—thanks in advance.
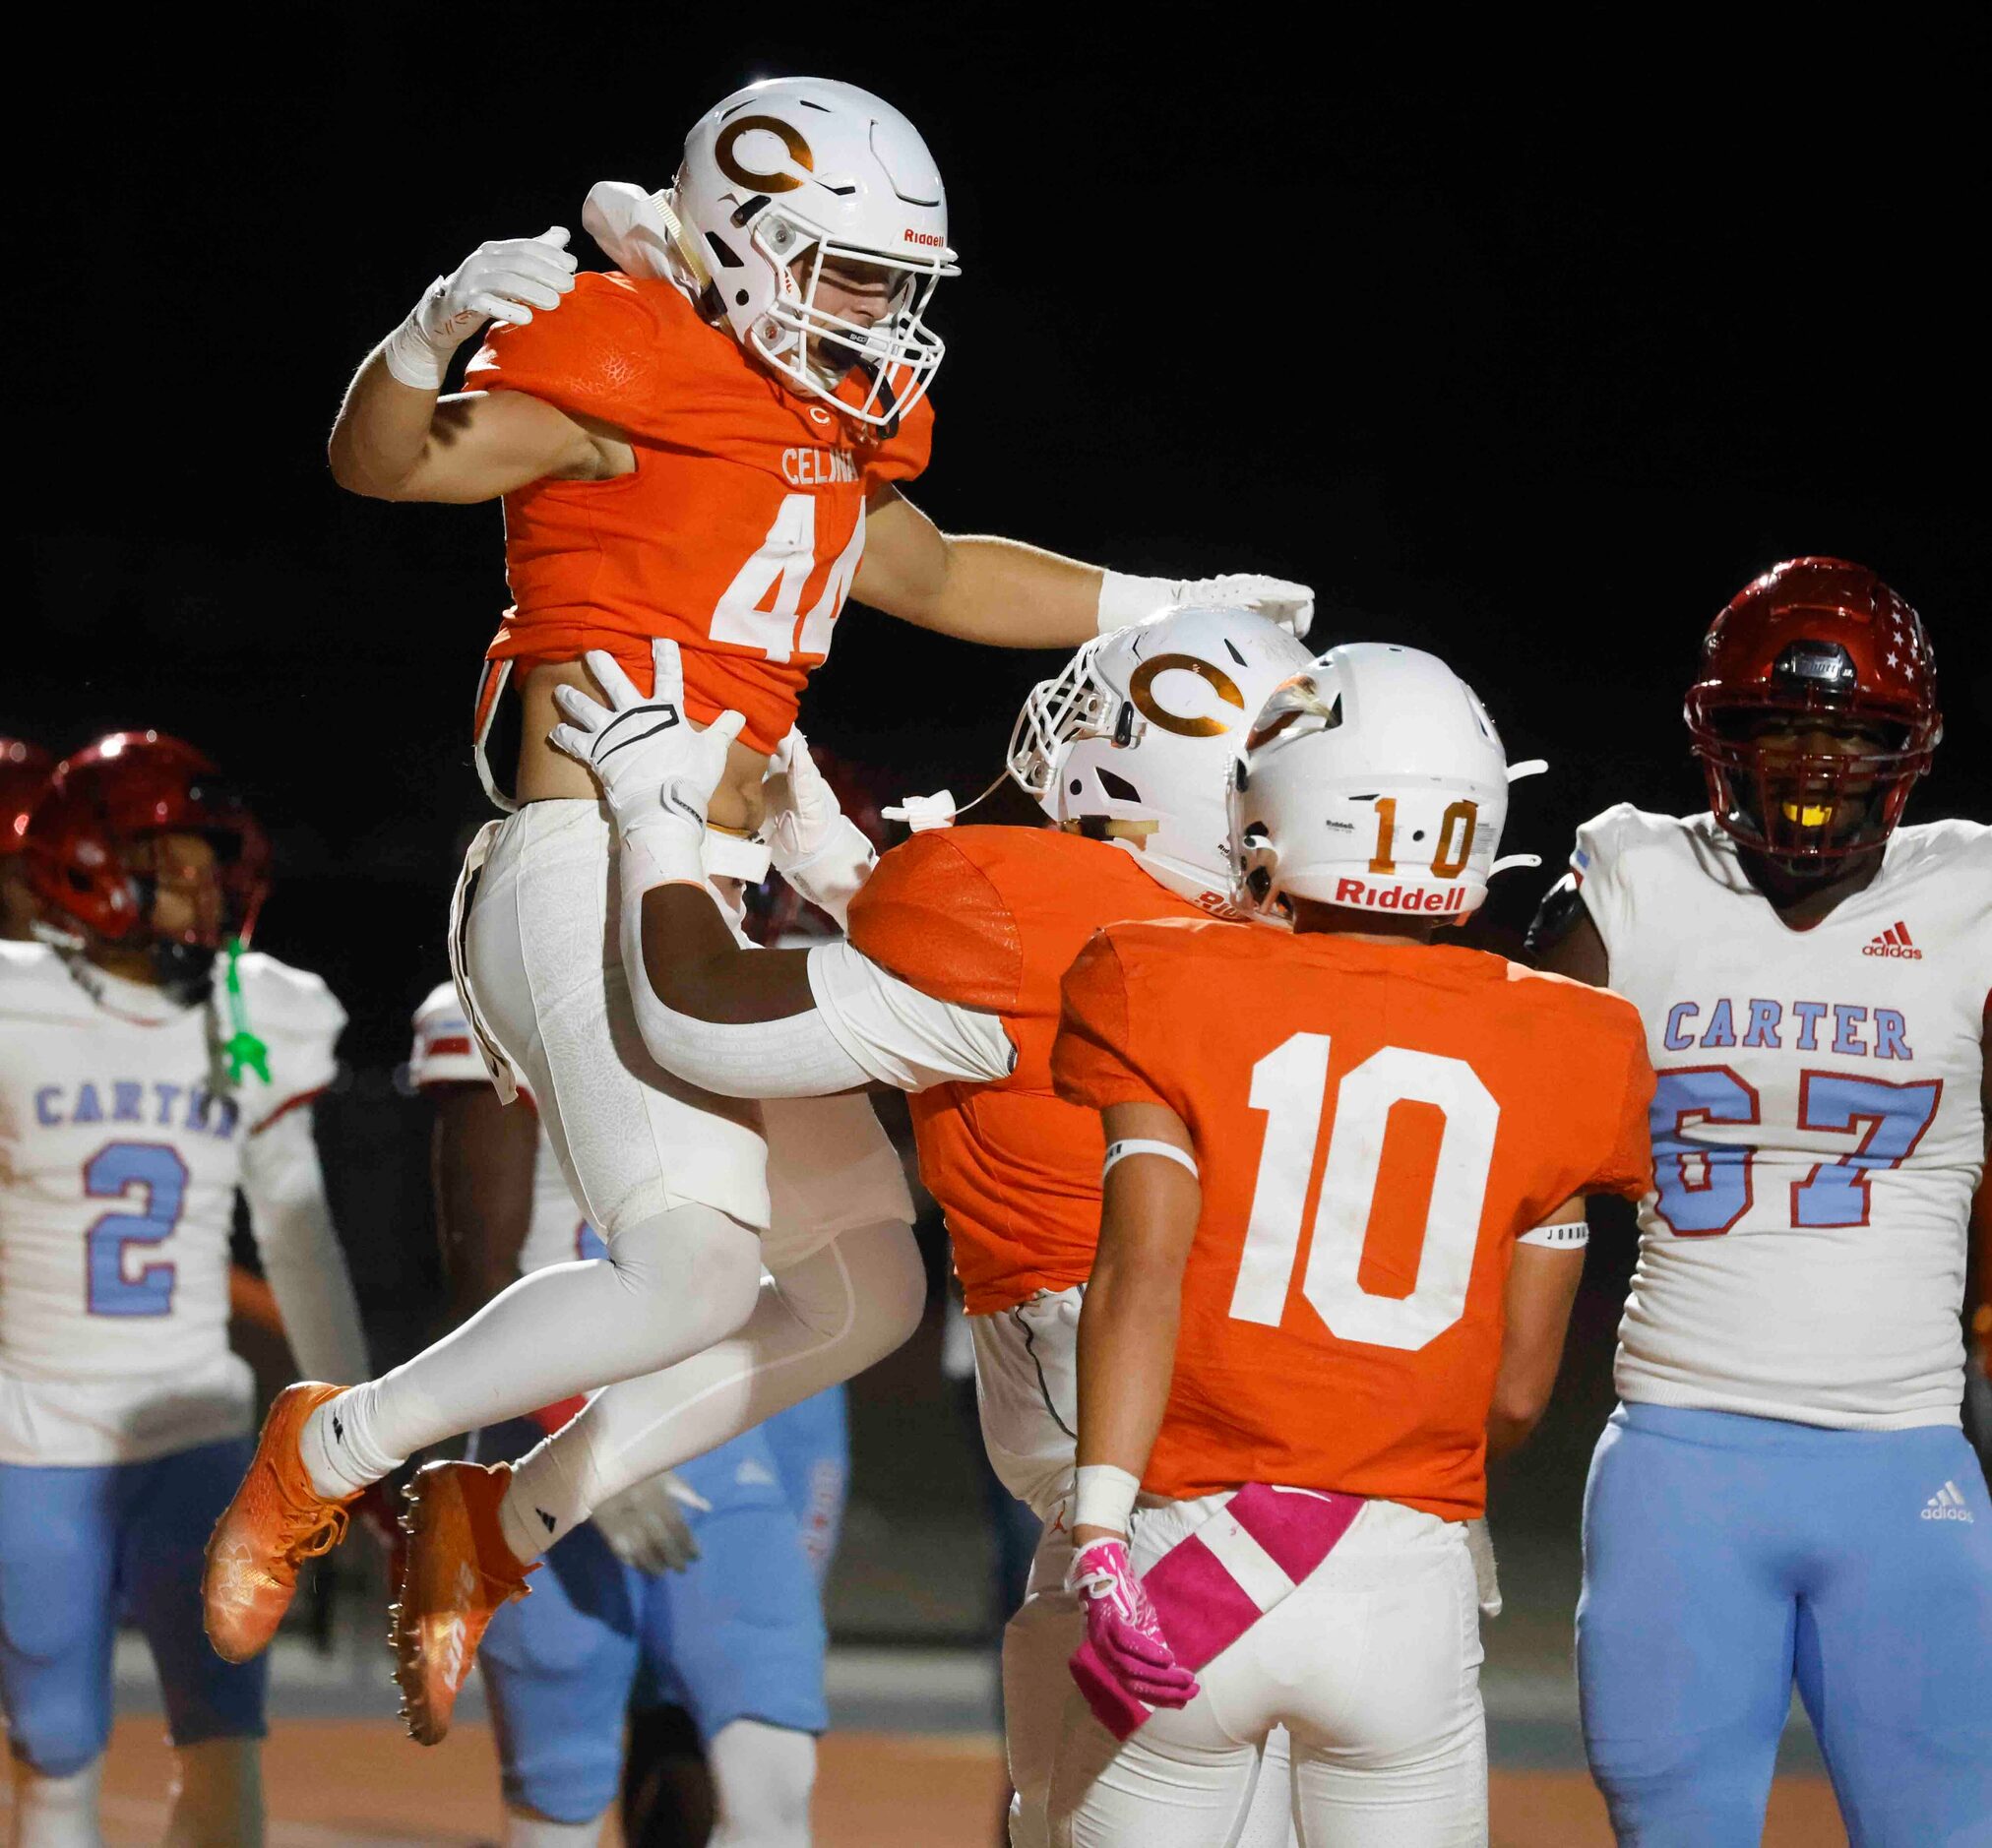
[1684,558,1940,862]
[24,731,271,955]
[0,738,54,858]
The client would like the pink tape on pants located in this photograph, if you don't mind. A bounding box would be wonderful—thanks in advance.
[1068,1485,1366,1740]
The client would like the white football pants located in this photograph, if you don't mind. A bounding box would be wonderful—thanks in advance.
[1046,1498,1487,1848]
[978,1292,1296,1848]
[319,800,918,1496]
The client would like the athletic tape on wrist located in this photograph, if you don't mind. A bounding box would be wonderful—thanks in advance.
[1518,1219,1588,1248]
[1095,569,1182,635]
[1102,1138,1199,1182]
[380,286,454,392]
[1074,1463,1141,1536]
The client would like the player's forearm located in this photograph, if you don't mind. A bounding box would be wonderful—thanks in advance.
[242,1115,370,1384]
[902,533,1106,647]
[640,883,811,1023]
[1073,1262,1180,1531]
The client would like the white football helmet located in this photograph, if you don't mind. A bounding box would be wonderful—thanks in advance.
[1009,607,1318,909]
[1227,643,1543,926]
[609,77,960,430]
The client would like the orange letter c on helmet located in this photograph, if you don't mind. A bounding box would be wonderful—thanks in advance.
[1129,654,1246,738]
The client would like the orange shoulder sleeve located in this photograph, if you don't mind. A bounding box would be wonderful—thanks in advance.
[1052,930,1166,1112]
[460,273,668,431]
[865,391,935,486]
[846,832,1022,1013]
[1588,996,1657,1200]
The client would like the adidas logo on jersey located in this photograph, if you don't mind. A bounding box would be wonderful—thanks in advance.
[734,1457,778,1490]
[1922,1480,1974,1522]
[1863,921,1921,959]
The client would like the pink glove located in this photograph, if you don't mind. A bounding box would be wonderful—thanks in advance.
[1067,1537,1199,1710]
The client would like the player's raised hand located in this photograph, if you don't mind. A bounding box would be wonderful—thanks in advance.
[1098,570,1316,640]
[1066,1536,1199,1708]
[766,729,878,926]
[381,227,578,392]
[1182,574,1316,639]
[591,1469,711,1575]
[549,639,746,842]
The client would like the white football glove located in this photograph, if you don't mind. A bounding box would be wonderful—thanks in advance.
[1097,569,1315,641]
[767,729,877,928]
[381,226,578,391]
[548,640,745,858]
[591,1470,711,1576]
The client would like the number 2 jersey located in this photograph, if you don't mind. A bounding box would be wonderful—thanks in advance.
[464,271,935,756]
[1571,805,1992,1430]
[1054,922,1653,1519]
[0,942,344,1465]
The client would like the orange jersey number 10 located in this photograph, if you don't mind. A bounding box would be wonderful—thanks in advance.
[1229,1032,1499,1351]
[710,496,868,663]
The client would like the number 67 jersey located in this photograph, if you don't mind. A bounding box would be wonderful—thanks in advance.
[0,941,343,1466]
[1571,804,1992,1430]
[1053,919,1654,1519]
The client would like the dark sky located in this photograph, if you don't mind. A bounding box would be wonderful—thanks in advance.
[11,18,1987,1064]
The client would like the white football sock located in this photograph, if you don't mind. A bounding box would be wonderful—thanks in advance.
[298,1201,763,1502]
[11,1757,103,1848]
[708,1720,815,1848]
[163,1739,263,1848]
[503,1810,603,1846]
[498,1218,922,1563]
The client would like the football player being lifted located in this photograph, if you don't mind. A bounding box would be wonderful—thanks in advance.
[206,75,1311,1679]
[393,605,1317,1844]
[1528,559,1992,1844]
[0,735,368,1847]
[1050,646,1654,1844]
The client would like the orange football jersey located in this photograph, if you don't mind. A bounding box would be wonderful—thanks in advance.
[846,828,1212,1314]
[1054,923,1655,1519]
[463,272,934,754]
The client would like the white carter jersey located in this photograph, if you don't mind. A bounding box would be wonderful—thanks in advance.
[1574,806,1990,1429]
[0,942,345,1464]
[410,982,589,1272]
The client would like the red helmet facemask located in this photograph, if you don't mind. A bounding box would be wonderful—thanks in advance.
[23,731,271,985]
[1684,558,1940,866]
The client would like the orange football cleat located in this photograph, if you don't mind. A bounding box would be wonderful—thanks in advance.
[203,1382,357,1663]
[391,1460,535,1746]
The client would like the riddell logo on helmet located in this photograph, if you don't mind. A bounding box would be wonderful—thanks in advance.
[903,228,947,247]
[1334,876,1467,913]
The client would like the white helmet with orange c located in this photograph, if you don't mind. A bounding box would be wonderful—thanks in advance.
[1009,607,1317,911]
[588,77,956,431]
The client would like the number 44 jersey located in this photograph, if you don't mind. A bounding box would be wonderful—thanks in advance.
[1572,806,1992,1431]
[0,941,343,1465]
[1053,921,1654,1520]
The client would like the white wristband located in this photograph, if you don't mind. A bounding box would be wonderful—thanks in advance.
[1073,1463,1142,1535]
[380,280,457,391]
[1096,569,1183,635]
[1518,1219,1589,1249]
[1102,1138,1199,1182]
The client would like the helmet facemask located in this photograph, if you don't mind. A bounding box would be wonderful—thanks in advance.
[742,212,950,427]
[1688,701,1926,867]
[1008,612,1318,909]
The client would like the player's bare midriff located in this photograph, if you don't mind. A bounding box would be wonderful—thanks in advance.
[513,659,771,833]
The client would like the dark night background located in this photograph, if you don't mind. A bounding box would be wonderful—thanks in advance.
[8,20,1989,1635]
